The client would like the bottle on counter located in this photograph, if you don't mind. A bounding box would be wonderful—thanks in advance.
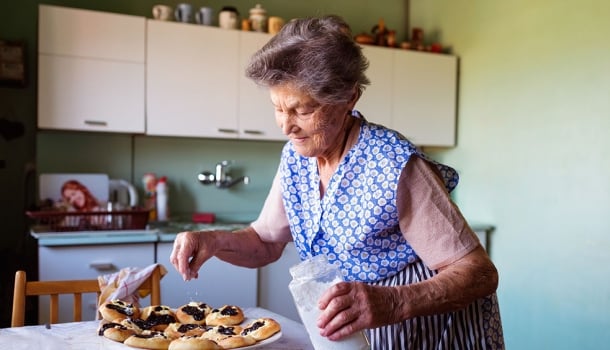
[288,255,370,350]
[142,173,157,221]
[156,176,169,222]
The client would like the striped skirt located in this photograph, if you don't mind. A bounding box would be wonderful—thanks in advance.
[367,261,505,349]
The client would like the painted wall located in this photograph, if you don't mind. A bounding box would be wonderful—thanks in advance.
[411,0,610,349]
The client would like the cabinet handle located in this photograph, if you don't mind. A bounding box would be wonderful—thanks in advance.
[89,262,116,271]
[243,130,263,135]
[217,128,238,134]
[84,120,108,127]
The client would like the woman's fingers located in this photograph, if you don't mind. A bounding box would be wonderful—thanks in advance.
[170,231,204,280]
[317,282,393,340]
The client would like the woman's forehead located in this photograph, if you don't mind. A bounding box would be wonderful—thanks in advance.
[270,85,316,107]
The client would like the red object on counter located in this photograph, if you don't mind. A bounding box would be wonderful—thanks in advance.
[192,212,216,223]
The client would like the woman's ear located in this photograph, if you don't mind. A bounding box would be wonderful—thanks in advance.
[348,86,360,109]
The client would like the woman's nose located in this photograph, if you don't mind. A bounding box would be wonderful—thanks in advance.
[278,114,298,135]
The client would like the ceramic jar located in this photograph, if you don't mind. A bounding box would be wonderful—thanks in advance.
[219,6,239,30]
[249,4,267,32]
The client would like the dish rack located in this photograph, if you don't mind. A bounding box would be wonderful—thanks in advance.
[26,209,150,232]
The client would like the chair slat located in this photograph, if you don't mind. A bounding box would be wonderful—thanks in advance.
[50,294,59,324]
[11,265,163,327]
[74,293,83,322]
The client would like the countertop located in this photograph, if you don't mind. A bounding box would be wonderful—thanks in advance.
[32,222,249,246]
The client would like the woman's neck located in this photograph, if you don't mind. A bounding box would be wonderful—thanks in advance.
[317,116,361,192]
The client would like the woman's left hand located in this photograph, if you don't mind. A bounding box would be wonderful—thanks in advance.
[316,281,400,340]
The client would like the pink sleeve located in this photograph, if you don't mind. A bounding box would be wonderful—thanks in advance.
[397,156,480,270]
[250,169,293,242]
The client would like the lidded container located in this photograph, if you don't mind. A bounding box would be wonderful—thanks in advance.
[288,255,369,350]
[249,4,267,32]
[219,6,239,29]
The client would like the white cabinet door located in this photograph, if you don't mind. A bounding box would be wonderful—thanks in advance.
[156,242,257,309]
[38,5,144,61]
[357,46,394,127]
[358,45,457,147]
[38,243,156,323]
[238,32,285,141]
[38,55,145,132]
[258,244,301,322]
[146,21,240,138]
[37,5,145,133]
[392,51,457,146]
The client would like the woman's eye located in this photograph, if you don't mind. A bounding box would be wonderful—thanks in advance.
[296,109,314,117]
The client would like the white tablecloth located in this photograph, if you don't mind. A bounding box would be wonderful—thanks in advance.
[0,307,313,350]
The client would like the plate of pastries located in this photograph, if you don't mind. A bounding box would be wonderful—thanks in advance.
[97,299,282,350]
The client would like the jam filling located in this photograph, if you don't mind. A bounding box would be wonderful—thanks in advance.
[145,313,176,328]
[106,302,135,316]
[215,306,238,316]
[217,325,238,335]
[182,305,206,321]
[98,322,125,336]
[243,321,265,335]
[178,324,201,333]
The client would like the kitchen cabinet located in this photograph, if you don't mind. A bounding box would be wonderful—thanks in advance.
[238,31,285,141]
[156,240,258,309]
[37,5,146,133]
[146,21,239,138]
[357,46,394,128]
[258,244,301,322]
[357,46,458,147]
[38,243,156,323]
[147,22,281,140]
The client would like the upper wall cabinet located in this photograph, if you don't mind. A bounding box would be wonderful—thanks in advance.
[357,46,458,147]
[238,31,285,141]
[146,21,239,138]
[146,21,283,141]
[37,5,146,133]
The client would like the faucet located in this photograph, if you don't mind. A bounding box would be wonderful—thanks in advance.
[198,160,249,189]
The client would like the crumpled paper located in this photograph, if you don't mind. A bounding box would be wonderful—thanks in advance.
[97,263,166,308]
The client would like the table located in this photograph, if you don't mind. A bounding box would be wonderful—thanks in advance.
[0,307,313,350]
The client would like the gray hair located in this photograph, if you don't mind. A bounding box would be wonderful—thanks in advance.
[245,15,370,105]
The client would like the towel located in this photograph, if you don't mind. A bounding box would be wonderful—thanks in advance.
[98,263,167,307]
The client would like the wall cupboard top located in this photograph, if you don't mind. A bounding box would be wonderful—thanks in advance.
[358,45,458,147]
[38,5,145,63]
[36,5,458,146]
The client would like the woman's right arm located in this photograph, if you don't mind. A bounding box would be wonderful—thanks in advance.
[171,167,292,281]
[170,226,286,281]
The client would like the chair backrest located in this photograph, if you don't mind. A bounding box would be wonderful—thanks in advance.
[11,265,162,327]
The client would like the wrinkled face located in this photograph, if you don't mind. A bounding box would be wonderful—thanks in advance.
[270,85,351,158]
[63,188,85,208]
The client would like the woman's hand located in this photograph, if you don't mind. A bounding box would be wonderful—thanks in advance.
[316,282,401,340]
[316,246,498,340]
[170,227,288,281]
[170,230,219,281]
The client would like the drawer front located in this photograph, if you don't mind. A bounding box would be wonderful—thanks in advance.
[38,243,155,323]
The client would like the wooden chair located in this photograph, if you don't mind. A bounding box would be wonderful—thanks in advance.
[11,265,162,327]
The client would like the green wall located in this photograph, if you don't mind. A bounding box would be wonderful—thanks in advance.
[412,0,610,348]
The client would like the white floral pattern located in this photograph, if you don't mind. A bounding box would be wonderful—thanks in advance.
[280,116,459,282]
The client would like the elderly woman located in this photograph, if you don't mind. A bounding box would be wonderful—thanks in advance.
[171,15,504,349]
